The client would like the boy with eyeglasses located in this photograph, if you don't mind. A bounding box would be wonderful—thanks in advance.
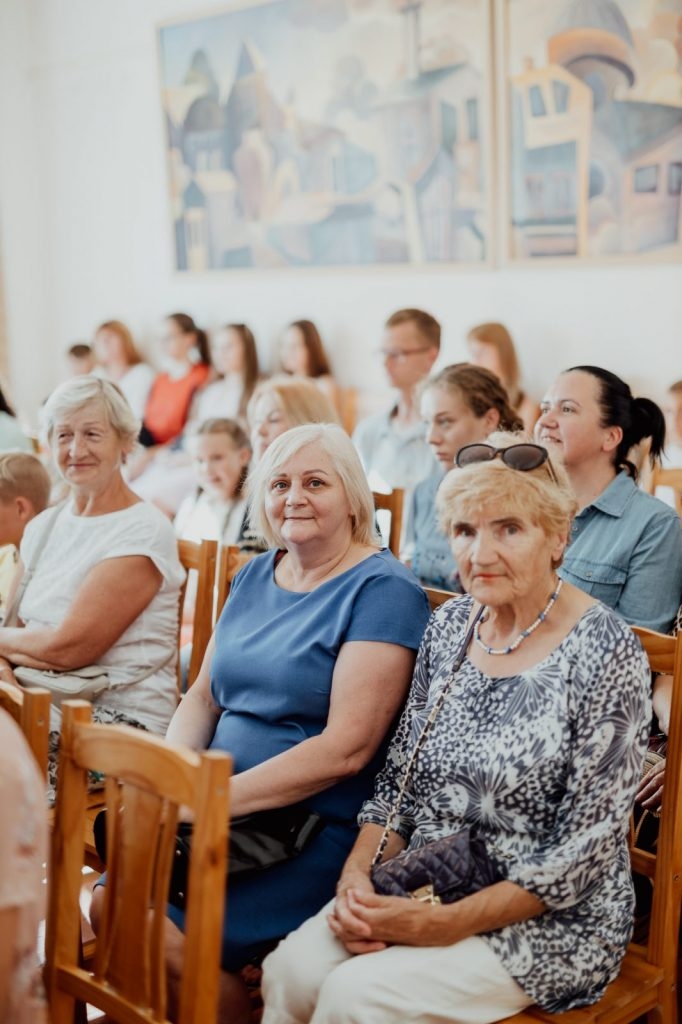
[353,309,440,506]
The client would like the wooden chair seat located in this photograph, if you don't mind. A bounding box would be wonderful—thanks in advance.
[504,953,665,1024]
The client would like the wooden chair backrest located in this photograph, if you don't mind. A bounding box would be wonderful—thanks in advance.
[177,538,218,689]
[630,626,682,1016]
[647,466,682,516]
[339,387,358,435]
[45,700,231,1024]
[423,586,457,612]
[215,545,255,621]
[0,681,51,777]
[373,489,404,557]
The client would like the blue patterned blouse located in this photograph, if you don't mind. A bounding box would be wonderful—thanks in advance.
[359,596,650,1012]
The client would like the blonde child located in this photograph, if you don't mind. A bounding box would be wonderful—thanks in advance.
[174,418,251,545]
[0,453,51,619]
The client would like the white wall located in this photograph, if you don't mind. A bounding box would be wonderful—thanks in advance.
[1,0,680,427]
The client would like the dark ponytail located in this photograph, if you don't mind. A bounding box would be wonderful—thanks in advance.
[168,312,212,367]
[567,365,666,479]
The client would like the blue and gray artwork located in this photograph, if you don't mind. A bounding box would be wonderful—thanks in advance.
[159,0,489,270]
[507,0,682,259]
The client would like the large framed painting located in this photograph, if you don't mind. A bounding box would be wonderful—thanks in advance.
[497,0,682,262]
[158,0,494,271]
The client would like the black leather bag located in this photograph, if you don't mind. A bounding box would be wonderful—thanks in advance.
[371,828,501,904]
[94,804,325,911]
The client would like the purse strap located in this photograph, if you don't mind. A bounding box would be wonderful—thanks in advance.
[371,601,484,868]
[3,502,65,628]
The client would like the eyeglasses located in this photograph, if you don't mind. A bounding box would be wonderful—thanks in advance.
[376,347,432,362]
[455,443,558,484]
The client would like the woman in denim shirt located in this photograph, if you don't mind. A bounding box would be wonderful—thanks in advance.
[536,365,682,632]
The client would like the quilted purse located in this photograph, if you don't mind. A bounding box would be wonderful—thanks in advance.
[370,603,501,905]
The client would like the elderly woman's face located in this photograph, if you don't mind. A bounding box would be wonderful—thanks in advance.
[264,443,352,550]
[449,502,565,607]
[52,400,127,490]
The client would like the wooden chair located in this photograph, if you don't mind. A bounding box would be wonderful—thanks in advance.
[177,538,218,689]
[339,387,358,435]
[647,466,682,516]
[423,586,458,612]
[45,700,232,1024]
[503,626,682,1024]
[373,489,404,557]
[0,680,51,777]
[215,544,255,621]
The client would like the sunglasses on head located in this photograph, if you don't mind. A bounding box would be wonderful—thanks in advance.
[455,443,558,484]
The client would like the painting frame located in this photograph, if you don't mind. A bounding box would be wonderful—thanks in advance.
[495,0,682,267]
[157,0,496,274]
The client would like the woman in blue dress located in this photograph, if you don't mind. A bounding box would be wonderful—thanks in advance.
[163,423,430,1021]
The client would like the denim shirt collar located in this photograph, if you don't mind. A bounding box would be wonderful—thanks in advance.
[581,471,633,520]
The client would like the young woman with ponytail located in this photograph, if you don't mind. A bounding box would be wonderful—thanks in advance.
[535,365,682,631]
[128,314,213,513]
[404,364,524,590]
[139,313,212,447]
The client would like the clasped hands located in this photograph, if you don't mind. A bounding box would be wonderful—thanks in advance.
[328,871,453,953]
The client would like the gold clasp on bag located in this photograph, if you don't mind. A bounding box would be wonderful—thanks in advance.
[408,884,441,904]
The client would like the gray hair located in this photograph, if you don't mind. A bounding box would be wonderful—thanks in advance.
[41,377,140,446]
[436,431,576,566]
[247,423,379,549]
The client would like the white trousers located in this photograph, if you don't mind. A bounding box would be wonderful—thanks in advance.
[261,900,532,1024]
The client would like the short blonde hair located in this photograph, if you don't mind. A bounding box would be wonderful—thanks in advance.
[247,375,339,430]
[0,452,51,512]
[41,377,140,446]
[436,431,576,554]
[247,423,379,549]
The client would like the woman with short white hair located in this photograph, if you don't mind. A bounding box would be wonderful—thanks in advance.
[0,376,184,799]
[263,433,650,1023]
[149,422,430,1022]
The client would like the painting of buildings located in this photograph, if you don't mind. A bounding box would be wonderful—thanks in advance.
[503,0,682,259]
[158,0,491,270]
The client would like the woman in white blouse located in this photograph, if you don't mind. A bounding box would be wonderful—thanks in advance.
[0,376,184,799]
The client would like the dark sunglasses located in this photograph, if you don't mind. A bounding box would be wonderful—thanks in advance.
[455,443,558,484]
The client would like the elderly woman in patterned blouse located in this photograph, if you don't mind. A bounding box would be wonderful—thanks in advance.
[261,432,651,1024]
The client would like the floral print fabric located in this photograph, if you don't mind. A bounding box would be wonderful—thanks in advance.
[359,596,651,1011]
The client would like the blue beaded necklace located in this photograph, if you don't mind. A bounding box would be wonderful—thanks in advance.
[474,578,563,656]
